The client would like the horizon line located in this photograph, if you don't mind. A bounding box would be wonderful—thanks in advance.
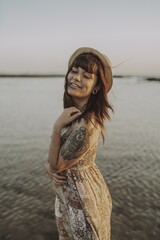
[0,73,160,80]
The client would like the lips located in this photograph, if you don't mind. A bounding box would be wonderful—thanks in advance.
[69,82,82,89]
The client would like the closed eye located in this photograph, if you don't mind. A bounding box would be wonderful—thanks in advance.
[71,70,77,73]
[71,67,78,73]
[84,73,92,78]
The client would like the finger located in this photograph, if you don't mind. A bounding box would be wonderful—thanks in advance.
[69,107,80,111]
[55,180,67,184]
[52,174,66,181]
[70,111,81,117]
[69,108,81,114]
[70,112,82,121]
[52,177,67,184]
[53,174,66,180]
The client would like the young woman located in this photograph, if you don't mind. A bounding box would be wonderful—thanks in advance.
[45,47,114,240]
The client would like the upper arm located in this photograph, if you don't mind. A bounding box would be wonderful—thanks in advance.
[61,126,89,160]
[54,120,99,173]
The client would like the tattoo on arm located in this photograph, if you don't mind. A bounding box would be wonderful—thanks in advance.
[60,126,89,160]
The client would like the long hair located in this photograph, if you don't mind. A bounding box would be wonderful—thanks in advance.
[63,53,114,141]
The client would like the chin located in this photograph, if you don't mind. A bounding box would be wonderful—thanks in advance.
[67,88,77,96]
[67,91,76,98]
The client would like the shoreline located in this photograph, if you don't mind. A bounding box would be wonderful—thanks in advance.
[0,74,65,78]
[0,74,160,81]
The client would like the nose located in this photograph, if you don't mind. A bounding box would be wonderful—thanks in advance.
[73,73,82,81]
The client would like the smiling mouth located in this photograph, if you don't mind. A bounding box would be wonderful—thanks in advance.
[69,82,82,89]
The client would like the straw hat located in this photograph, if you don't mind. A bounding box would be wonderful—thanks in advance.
[68,47,113,93]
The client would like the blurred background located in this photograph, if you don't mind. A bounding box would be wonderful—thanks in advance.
[0,0,160,239]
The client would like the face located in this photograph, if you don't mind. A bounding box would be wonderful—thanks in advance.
[67,66,98,100]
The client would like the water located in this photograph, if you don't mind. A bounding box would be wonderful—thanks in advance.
[0,77,160,240]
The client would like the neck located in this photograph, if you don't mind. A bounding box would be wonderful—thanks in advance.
[73,97,89,112]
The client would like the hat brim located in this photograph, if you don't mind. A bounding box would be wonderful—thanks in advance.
[68,47,113,93]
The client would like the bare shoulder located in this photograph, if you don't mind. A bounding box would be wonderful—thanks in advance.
[73,116,99,135]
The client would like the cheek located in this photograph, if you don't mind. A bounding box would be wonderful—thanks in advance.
[88,80,97,90]
[67,72,72,81]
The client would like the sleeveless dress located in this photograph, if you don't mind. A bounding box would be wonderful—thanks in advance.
[50,121,112,240]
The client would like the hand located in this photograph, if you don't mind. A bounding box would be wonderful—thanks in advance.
[52,172,67,185]
[54,107,82,130]
[44,162,67,185]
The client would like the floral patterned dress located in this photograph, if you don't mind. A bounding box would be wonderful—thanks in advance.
[50,121,112,240]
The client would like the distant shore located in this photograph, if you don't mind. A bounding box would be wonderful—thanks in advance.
[0,74,126,78]
[144,77,160,81]
[0,74,160,81]
[0,74,65,78]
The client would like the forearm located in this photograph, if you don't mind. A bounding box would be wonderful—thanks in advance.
[48,124,61,171]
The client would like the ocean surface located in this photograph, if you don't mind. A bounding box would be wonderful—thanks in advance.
[0,77,160,240]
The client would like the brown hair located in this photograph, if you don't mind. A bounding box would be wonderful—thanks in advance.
[63,53,114,141]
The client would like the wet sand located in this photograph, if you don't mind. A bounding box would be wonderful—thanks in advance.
[1,145,160,240]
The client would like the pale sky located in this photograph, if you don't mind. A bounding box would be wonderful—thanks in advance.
[0,0,160,76]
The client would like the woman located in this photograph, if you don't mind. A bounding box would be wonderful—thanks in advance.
[45,47,114,240]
